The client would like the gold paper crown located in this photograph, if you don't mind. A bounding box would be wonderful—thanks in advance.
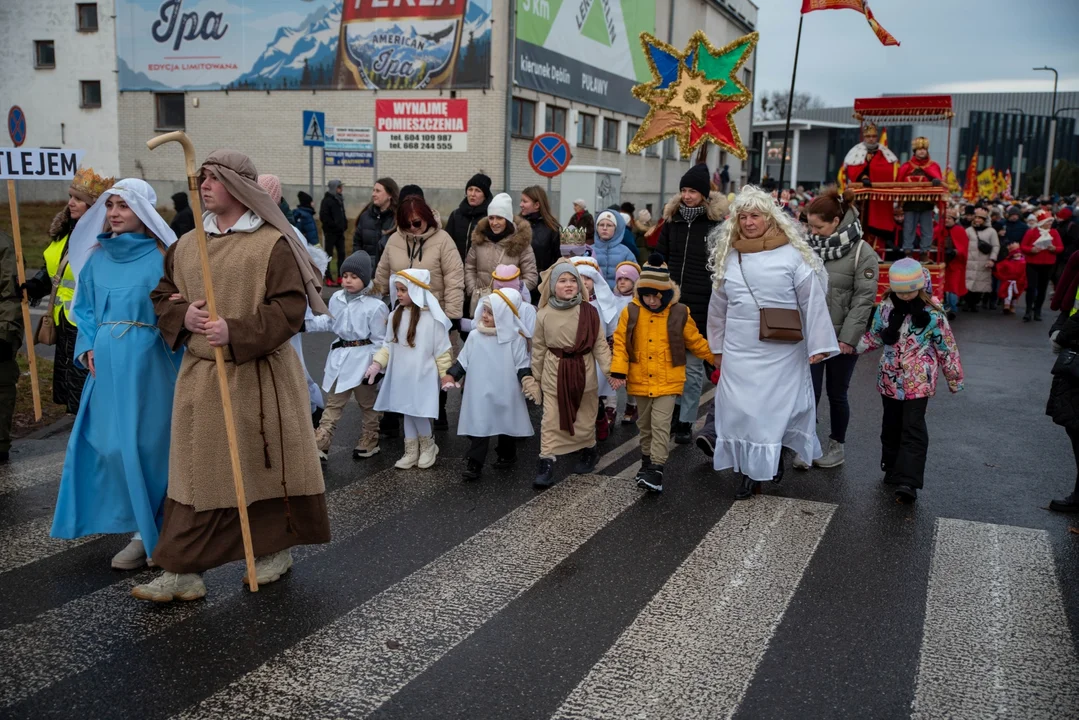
[862,121,879,134]
[912,136,930,150]
[70,166,116,201]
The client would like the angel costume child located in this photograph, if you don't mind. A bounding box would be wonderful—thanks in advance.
[307,251,389,460]
[445,288,534,481]
[367,269,453,470]
[529,262,612,489]
[572,256,620,439]
[51,179,181,571]
[492,263,537,337]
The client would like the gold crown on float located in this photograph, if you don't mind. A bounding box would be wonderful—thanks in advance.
[70,166,116,200]
[912,136,930,150]
[862,121,879,135]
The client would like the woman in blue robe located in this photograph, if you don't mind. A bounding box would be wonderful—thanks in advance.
[50,178,181,569]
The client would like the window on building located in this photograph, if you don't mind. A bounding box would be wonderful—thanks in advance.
[578,112,596,148]
[155,92,186,130]
[34,40,55,69]
[602,118,619,151]
[742,68,752,91]
[80,80,101,108]
[76,4,99,32]
[645,133,660,157]
[627,123,640,152]
[663,136,678,159]
[545,105,567,137]
[511,97,536,138]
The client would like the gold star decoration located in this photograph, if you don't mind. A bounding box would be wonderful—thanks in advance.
[666,67,724,127]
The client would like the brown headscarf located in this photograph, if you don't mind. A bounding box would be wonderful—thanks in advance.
[201,149,328,314]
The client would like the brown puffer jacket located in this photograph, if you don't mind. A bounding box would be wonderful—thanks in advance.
[464,217,538,316]
[373,226,465,320]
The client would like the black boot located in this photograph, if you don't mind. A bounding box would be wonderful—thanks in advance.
[772,450,787,485]
[1035,311,1044,322]
[894,485,918,503]
[1023,311,1033,323]
[696,434,715,458]
[311,407,324,430]
[736,474,757,500]
[634,455,651,484]
[638,464,664,493]
[572,446,598,474]
[673,421,692,445]
[533,458,556,489]
[462,458,482,481]
[493,453,517,469]
[1049,492,1079,513]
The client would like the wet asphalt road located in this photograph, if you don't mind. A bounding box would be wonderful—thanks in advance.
[0,309,1077,719]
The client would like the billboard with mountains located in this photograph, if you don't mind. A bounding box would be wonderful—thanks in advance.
[116,0,492,91]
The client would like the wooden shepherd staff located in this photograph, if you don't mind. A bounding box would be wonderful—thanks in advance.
[146,131,259,592]
[5,181,42,421]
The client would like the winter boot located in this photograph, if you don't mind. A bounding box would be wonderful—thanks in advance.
[813,439,845,468]
[111,537,147,570]
[572,446,598,474]
[894,485,918,503]
[695,433,715,458]
[417,436,439,469]
[596,411,610,442]
[673,421,692,445]
[131,572,207,602]
[314,426,333,461]
[533,458,556,489]
[638,463,664,493]
[735,474,758,500]
[1049,492,1079,513]
[395,438,420,469]
[792,454,811,471]
[493,453,517,469]
[462,458,483,481]
[353,430,380,459]
[622,404,638,425]
[634,455,652,483]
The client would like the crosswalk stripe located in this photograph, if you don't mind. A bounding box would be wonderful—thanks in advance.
[551,496,836,720]
[174,474,643,719]
[0,458,458,708]
[0,516,99,575]
[594,388,714,476]
[0,451,66,496]
[912,518,1079,719]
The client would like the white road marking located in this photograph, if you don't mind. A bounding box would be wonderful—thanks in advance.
[174,474,643,719]
[912,518,1079,719]
[0,516,99,575]
[552,495,836,720]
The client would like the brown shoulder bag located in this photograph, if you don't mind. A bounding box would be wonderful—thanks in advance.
[737,252,803,343]
[35,256,68,346]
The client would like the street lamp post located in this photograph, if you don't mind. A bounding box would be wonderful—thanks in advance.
[1007,107,1025,197]
[1034,66,1058,198]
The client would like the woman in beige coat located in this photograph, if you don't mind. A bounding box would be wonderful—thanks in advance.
[964,207,999,310]
[465,193,538,316]
[527,262,612,489]
[373,194,465,429]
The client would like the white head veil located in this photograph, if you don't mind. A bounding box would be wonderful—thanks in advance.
[487,287,529,343]
[68,178,177,299]
[389,269,451,331]
[571,257,619,325]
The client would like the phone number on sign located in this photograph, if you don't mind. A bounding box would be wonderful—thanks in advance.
[385,133,458,151]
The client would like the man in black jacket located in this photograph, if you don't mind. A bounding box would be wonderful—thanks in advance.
[169,192,195,238]
[320,179,348,285]
[657,163,728,444]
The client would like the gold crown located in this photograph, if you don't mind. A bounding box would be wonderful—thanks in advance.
[912,137,930,150]
[862,121,879,135]
[70,166,116,201]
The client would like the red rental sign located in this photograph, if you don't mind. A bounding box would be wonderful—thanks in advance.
[376,99,468,152]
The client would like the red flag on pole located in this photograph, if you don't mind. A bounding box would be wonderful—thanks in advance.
[963,147,980,202]
[801,0,900,46]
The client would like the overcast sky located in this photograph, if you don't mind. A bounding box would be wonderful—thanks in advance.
[753,0,1079,107]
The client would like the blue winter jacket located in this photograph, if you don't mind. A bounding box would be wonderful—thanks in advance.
[294,205,319,245]
[593,212,639,288]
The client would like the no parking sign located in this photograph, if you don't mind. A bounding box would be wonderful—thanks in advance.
[529,133,571,178]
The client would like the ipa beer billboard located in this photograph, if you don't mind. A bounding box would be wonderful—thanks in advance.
[115,0,492,91]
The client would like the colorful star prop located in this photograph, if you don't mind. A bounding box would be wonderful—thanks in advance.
[628,30,758,160]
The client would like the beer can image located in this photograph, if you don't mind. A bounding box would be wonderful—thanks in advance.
[334,0,467,90]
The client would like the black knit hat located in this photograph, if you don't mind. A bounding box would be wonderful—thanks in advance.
[297,191,313,207]
[679,163,711,198]
[466,173,493,200]
[339,250,373,288]
[400,184,424,201]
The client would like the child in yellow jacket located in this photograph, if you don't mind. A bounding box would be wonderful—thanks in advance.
[609,254,712,492]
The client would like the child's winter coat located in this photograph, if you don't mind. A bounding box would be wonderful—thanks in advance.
[994,248,1028,301]
[591,211,638,289]
[859,297,964,400]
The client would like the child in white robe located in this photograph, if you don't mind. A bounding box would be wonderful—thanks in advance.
[365,269,453,470]
[444,289,534,481]
[306,251,388,461]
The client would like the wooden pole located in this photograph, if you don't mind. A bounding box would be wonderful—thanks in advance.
[6,181,42,421]
[146,131,259,592]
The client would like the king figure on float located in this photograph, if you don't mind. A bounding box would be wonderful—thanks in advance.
[842,122,898,248]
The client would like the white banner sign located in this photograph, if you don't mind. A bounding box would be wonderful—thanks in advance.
[376,99,468,152]
[0,148,84,181]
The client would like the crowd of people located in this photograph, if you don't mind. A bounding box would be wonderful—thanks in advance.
[11,146,1079,605]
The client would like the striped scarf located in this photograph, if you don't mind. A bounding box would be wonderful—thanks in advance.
[809,215,862,262]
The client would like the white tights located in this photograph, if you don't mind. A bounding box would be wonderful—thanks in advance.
[403,415,432,439]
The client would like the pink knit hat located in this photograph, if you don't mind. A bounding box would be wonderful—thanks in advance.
[257,174,283,204]
[615,261,641,283]
[492,264,525,293]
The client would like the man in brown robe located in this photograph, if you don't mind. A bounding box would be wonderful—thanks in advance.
[132,150,330,603]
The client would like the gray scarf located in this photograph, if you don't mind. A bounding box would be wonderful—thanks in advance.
[679,204,706,223]
[547,263,584,310]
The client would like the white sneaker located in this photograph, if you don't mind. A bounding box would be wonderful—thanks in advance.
[813,439,846,468]
[417,435,439,469]
[792,454,811,471]
[395,438,420,469]
[243,548,293,587]
[111,537,147,570]
[131,572,206,602]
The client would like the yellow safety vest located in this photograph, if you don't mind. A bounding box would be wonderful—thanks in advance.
[43,235,77,327]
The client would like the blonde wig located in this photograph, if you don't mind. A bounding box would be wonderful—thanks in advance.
[706,185,823,289]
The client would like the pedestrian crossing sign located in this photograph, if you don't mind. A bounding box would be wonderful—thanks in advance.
[303,110,325,147]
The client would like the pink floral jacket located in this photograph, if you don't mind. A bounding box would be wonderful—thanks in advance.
[858,300,964,400]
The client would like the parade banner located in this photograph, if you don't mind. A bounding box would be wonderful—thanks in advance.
[376,99,468,152]
[116,0,492,91]
[515,0,654,116]
[800,0,899,46]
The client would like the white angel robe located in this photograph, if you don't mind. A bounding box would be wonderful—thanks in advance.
[306,290,389,393]
[708,244,839,481]
[456,329,534,438]
[292,309,324,413]
[374,310,452,419]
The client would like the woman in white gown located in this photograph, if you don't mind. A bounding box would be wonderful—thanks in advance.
[706,186,839,499]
